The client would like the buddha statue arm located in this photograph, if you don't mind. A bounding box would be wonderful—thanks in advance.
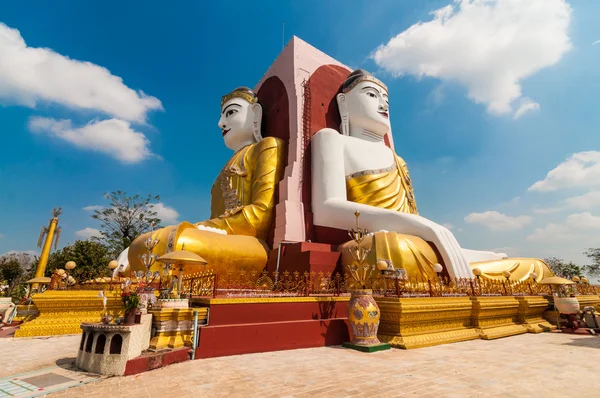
[462,248,508,263]
[311,129,473,279]
[196,137,284,239]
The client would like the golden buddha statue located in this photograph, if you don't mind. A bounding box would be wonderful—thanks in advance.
[310,69,553,282]
[127,87,285,275]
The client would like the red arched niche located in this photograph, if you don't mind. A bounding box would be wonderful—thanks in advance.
[302,65,392,244]
[257,76,289,248]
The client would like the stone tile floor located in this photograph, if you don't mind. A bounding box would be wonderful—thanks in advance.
[0,363,100,398]
[2,332,599,397]
[0,335,80,378]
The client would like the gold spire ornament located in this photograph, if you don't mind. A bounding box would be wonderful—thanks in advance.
[343,210,390,352]
[346,211,377,290]
[33,208,62,283]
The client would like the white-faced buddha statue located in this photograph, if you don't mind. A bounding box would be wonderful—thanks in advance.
[311,69,553,282]
[127,87,285,275]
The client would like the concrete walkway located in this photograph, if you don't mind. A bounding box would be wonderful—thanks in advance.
[2,332,599,397]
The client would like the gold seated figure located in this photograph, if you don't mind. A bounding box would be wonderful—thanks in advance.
[128,87,285,276]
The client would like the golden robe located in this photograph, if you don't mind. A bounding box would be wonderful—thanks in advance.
[128,137,285,275]
[338,154,553,282]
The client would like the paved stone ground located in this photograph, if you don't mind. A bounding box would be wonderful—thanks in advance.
[0,335,80,378]
[3,332,600,397]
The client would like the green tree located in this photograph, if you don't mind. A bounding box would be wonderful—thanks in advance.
[544,256,584,280]
[46,240,112,282]
[0,252,36,299]
[91,191,161,257]
[584,248,600,277]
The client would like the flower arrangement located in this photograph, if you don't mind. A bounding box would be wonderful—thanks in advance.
[121,290,140,313]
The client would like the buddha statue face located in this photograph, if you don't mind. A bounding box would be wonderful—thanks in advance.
[337,69,390,138]
[218,87,263,151]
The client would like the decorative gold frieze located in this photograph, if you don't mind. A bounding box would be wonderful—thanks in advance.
[14,290,123,338]
[575,295,600,311]
[376,296,479,349]
[470,296,527,340]
[148,307,205,350]
[515,296,555,333]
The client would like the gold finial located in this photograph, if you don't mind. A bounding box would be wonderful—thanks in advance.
[346,210,375,289]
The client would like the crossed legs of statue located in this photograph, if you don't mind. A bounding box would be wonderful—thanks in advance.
[338,231,554,282]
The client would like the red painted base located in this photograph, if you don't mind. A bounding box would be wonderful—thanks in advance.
[124,347,190,375]
[194,319,349,359]
[266,242,341,276]
[192,299,350,359]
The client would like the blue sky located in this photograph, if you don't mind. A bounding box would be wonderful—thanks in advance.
[1,0,599,269]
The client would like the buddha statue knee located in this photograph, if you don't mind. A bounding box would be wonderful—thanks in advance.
[311,69,553,282]
[126,87,285,276]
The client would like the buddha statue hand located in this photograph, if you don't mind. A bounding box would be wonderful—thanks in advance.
[195,225,228,235]
[461,248,508,263]
[374,211,472,279]
[410,215,472,278]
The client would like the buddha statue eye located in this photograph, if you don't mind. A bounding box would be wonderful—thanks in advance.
[366,92,377,98]
[226,109,237,117]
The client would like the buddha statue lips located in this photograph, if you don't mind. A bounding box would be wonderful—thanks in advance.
[127,87,285,276]
[310,69,553,283]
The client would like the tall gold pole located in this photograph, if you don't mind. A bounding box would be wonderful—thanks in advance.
[33,208,62,288]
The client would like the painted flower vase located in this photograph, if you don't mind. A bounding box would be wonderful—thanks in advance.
[348,289,381,346]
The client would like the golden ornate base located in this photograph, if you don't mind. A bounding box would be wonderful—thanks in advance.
[516,296,556,333]
[148,307,208,350]
[13,304,39,323]
[376,297,480,349]
[575,295,600,312]
[14,290,123,338]
[471,296,527,340]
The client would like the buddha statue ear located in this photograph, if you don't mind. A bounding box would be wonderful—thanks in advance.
[252,103,263,142]
[336,92,349,136]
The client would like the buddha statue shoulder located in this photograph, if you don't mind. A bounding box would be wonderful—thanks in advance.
[125,87,285,276]
[310,69,553,282]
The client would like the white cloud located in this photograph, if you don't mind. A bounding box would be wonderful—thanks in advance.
[527,212,600,242]
[563,191,600,209]
[0,23,162,122]
[443,223,463,232]
[532,206,563,214]
[565,212,600,230]
[28,117,154,164]
[83,205,104,212]
[531,191,600,214]
[371,0,571,117]
[593,39,600,45]
[528,151,600,192]
[75,227,102,240]
[527,223,574,242]
[464,210,533,231]
[151,203,179,225]
[513,97,540,119]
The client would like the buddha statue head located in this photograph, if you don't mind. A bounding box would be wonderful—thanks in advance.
[219,86,263,151]
[337,69,390,139]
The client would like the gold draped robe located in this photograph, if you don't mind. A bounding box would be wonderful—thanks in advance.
[128,137,285,276]
[338,154,553,282]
